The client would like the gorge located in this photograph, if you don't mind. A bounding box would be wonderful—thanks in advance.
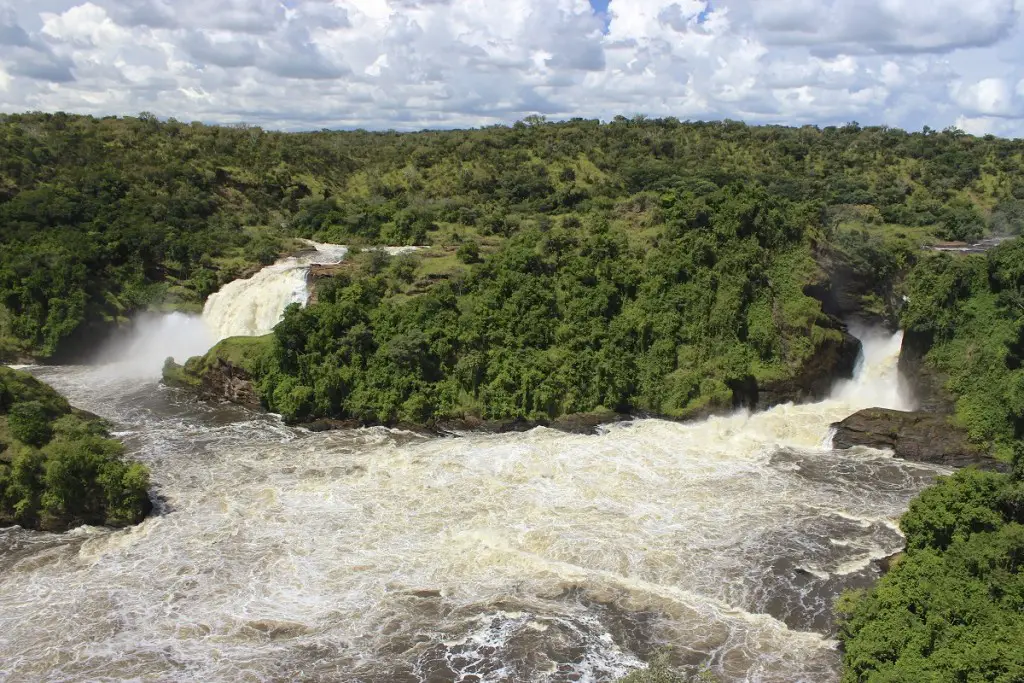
[1,317,945,681]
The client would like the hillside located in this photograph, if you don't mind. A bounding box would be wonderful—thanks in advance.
[3,113,1024,362]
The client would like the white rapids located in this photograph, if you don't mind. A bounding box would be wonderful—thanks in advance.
[201,241,350,343]
[0,329,945,682]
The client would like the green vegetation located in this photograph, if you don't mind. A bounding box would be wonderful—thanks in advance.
[0,113,323,360]
[5,114,1024,362]
[902,240,1024,458]
[837,455,1024,681]
[835,239,1024,681]
[252,186,846,425]
[0,366,150,531]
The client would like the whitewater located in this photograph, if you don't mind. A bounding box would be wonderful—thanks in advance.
[0,318,946,682]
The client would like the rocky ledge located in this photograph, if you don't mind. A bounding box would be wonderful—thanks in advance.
[831,408,1007,471]
[162,336,268,408]
[753,330,861,410]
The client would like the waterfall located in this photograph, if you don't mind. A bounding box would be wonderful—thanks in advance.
[201,242,420,343]
[201,241,349,343]
[79,241,420,379]
[829,325,909,412]
[13,327,943,683]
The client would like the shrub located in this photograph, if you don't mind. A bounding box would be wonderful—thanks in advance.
[8,401,52,447]
[457,239,481,264]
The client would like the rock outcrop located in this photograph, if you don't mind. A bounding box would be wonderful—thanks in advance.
[192,357,260,406]
[831,408,1006,471]
[756,331,862,410]
[729,330,862,412]
[162,336,270,409]
[896,329,955,414]
[808,246,902,331]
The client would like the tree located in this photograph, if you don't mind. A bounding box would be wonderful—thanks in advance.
[456,239,481,264]
[8,401,51,447]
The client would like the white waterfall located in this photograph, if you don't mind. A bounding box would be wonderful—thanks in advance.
[201,241,348,342]
[201,242,421,343]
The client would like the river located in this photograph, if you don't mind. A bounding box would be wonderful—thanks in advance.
[0,326,945,682]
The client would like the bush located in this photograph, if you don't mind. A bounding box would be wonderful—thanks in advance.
[838,467,1024,682]
[0,367,151,530]
[456,239,481,264]
[40,436,150,528]
[8,401,52,447]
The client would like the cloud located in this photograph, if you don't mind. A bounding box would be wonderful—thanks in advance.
[97,0,288,33]
[0,0,1020,136]
[0,6,75,82]
[951,77,1020,117]
[737,0,1020,53]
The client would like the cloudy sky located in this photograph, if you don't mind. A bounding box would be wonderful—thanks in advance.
[1,0,1024,135]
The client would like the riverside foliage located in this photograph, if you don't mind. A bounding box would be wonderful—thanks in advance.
[837,459,1024,681]
[0,367,150,531]
[835,239,1024,681]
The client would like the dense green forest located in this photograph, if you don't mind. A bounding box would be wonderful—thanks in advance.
[253,188,845,425]
[4,112,1024,362]
[833,239,1024,680]
[837,456,1024,681]
[0,366,150,531]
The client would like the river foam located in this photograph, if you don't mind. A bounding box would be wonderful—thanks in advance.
[0,330,943,682]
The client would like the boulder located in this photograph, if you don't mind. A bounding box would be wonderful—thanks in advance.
[195,358,261,407]
[831,408,1006,471]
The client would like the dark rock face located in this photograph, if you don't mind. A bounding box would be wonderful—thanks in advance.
[896,329,955,414]
[173,358,261,407]
[807,249,901,331]
[204,359,260,406]
[831,408,1006,471]
[48,317,123,364]
[750,331,862,411]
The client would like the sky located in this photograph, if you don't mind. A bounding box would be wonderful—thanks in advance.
[1,0,1024,135]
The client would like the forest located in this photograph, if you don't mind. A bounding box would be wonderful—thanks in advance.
[3,111,1024,365]
[4,112,1024,679]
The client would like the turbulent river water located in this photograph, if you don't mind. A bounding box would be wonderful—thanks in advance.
[0,328,947,682]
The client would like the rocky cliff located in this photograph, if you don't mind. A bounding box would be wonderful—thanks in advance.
[831,408,1005,471]
[896,329,956,414]
[162,336,270,408]
[752,330,862,410]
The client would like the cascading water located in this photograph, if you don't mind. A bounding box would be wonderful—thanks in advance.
[201,241,350,343]
[0,329,945,682]
[201,242,420,343]
[87,242,417,379]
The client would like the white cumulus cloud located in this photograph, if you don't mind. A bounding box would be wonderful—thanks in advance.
[0,0,1020,135]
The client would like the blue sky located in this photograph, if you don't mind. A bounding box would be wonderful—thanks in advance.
[1,0,1023,136]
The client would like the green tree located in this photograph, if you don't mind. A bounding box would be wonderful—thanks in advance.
[8,401,51,447]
